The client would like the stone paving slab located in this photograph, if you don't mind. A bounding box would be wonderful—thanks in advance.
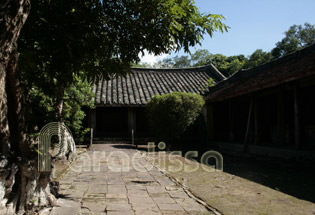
[50,198,81,215]
[52,144,214,215]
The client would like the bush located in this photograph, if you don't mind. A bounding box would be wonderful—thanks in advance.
[146,92,205,145]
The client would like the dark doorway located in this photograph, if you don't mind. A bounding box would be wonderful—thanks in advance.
[95,107,128,137]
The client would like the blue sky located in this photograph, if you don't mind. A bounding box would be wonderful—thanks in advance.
[140,0,315,64]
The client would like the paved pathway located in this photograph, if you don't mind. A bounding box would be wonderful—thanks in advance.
[52,144,213,215]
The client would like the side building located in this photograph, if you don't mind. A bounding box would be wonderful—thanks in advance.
[205,44,315,159]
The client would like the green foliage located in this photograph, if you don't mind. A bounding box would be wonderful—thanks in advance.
[146,92,205,144]
[210,54,247,76]
[190,49,212,66]
[271,23,315,59]
[131,62,152,68]
[155,50,247,76]
[157,56,191,68]
[200,78,215,93]
[28,76,94,140]
[18,0,228,85]
[207,78,215,87]
[172,56,191,68]
[155,58,177,68]
[62,77,95,139]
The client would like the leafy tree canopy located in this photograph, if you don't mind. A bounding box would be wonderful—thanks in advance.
[210,54,246,76]
[18,0,228,85]
[153,50,247,76]
[243,49,272,69]
[271,23,315,59]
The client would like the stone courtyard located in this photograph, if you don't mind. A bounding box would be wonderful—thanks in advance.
[50,144,214,215]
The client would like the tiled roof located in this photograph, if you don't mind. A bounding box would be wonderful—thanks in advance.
[94,64,225,106]
[205,44,315,102]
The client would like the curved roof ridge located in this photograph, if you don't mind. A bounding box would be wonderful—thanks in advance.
[132,63,217,71]
[132,63,226,83]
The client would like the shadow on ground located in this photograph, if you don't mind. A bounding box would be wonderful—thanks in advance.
[164,142,315,203]
[221,153,315,203]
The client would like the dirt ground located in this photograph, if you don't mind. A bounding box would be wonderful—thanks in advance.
[143,146,315,215]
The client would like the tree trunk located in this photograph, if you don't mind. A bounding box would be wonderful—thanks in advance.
[1,0,31,212]
[0,0,30,154]
[7,48,56,214]
[0,60,17,213]
[1,1,56,214]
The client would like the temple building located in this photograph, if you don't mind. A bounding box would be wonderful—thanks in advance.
[88,64,226,141]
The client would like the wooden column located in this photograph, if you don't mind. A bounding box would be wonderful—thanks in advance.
[88,109,96,145]
[202,106,208,125]
[254,97,260,145]
[89,109,96,135]
[206,104,215,141]
[277,91,285,145]
[202,106,208,142]
[128,108,136,145]
[228,102,235,142]
[294,84,301,149]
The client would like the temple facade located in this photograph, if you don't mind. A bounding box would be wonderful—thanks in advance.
[88,64,226,141]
